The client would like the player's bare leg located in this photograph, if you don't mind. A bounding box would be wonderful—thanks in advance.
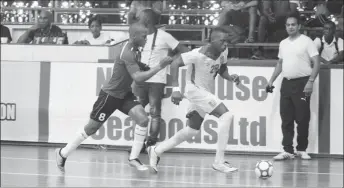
[127,104,150,171]
[148,110,202,173]
[55,119,103,171]
[209,103,238,173]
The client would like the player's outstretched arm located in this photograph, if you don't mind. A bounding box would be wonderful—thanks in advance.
[170,56,186,87]
[218,64,240,85]
[124,52,173,83]
[170,56,186,105]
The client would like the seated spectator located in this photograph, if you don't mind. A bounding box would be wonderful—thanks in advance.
[74,16,114,45]
[253,0,297,59]
[127,0,163,25]
[314,21,344,64]
[17,10,68,44]
[218,0,258,43]
[0,24,12,43]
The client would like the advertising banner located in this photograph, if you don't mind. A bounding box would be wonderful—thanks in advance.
[330,69,343,155]
[48,63,319,153]
[1,61,41,141]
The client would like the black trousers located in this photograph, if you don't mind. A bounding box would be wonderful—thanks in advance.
[280,76,311,154]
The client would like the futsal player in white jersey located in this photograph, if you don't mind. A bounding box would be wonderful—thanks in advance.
[148,26,242,173]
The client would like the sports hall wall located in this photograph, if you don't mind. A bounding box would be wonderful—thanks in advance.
[1,44,343,157]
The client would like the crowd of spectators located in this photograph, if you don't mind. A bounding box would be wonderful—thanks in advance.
[0,0,343,63]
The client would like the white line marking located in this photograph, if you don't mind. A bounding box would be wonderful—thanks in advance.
[1,156,343,176]
[0,172,280,187]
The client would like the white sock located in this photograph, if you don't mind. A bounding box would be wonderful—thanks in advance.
[215,111,233,164]
[129,125,147,160]
[61,129,88,158]
[155,126,198,156]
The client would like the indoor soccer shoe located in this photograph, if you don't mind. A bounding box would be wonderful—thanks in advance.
[55,148,67,171]
[273,151,295,160]
[296,151,311,160]
[128,158,149,171]
[212,161,238,173]
[147,145,160,173]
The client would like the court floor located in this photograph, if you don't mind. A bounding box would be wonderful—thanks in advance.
[1,144,343,187]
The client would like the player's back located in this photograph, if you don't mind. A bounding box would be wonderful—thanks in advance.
[185,47,228,93]
[102,42,136,99]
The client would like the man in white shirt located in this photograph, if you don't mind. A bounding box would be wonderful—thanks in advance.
[74,16,113,45]
[266,12,320,160]
[148,26,241,174]
[127,0,163,25]
[132,9,189,151]
[314,21,344,64]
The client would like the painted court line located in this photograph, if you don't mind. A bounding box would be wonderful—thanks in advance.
[1,157,343,176]
[0,172,280,187]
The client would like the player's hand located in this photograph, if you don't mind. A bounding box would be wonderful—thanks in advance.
[267,14,276,23]
[265,82,275,93]
[171,91,183,105]
[159,56,173,69]
[231,74,240,85]
[303,81,314,97]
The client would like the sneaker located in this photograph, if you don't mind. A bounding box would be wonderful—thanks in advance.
[128,158,149,171]
[296,151,311,160]
[55,148,67,171]
[273,152,295,160]
[212,161,238,173]
[147,145,160,173]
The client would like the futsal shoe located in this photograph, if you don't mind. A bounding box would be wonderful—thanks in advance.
[212,161,238,173]
[296,151,311,160]
[128,158,149,171]
[55,148,67,171]
[147,145,160,173]
[273,151,295,160]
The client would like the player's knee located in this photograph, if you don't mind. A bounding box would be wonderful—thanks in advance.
[149,106,161,118]
[185,126,200,138]
[84,119,103,135]
[219,111,234,123]
[136,114,149,127]
[186,110,204,130]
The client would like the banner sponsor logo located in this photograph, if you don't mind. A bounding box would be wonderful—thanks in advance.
[1,103,16,121]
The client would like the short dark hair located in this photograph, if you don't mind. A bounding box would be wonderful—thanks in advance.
[88,16,102,27]
[285,11,301,24]
[324,20,336,29]
[140,9,158,26]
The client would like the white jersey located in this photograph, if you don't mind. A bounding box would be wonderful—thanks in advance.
[181,47,228,92]
[141,29,179,84]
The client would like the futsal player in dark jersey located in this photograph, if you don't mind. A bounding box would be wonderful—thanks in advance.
[55,23,173,171]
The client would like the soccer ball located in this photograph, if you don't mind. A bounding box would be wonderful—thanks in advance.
[255,160,273,179]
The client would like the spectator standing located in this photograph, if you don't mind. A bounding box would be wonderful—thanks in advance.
[266,12,320,160]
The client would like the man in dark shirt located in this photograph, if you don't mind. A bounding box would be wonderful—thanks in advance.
[0,24,12,43]
[55,23,173,172]
[17,10,68,44]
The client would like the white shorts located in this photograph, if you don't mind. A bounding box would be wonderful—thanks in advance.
[184,84,222,118]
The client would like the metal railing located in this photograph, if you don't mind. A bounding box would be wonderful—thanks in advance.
[0,6,316,25]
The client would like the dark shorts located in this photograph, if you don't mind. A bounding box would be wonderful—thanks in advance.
[90,90,140,122]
